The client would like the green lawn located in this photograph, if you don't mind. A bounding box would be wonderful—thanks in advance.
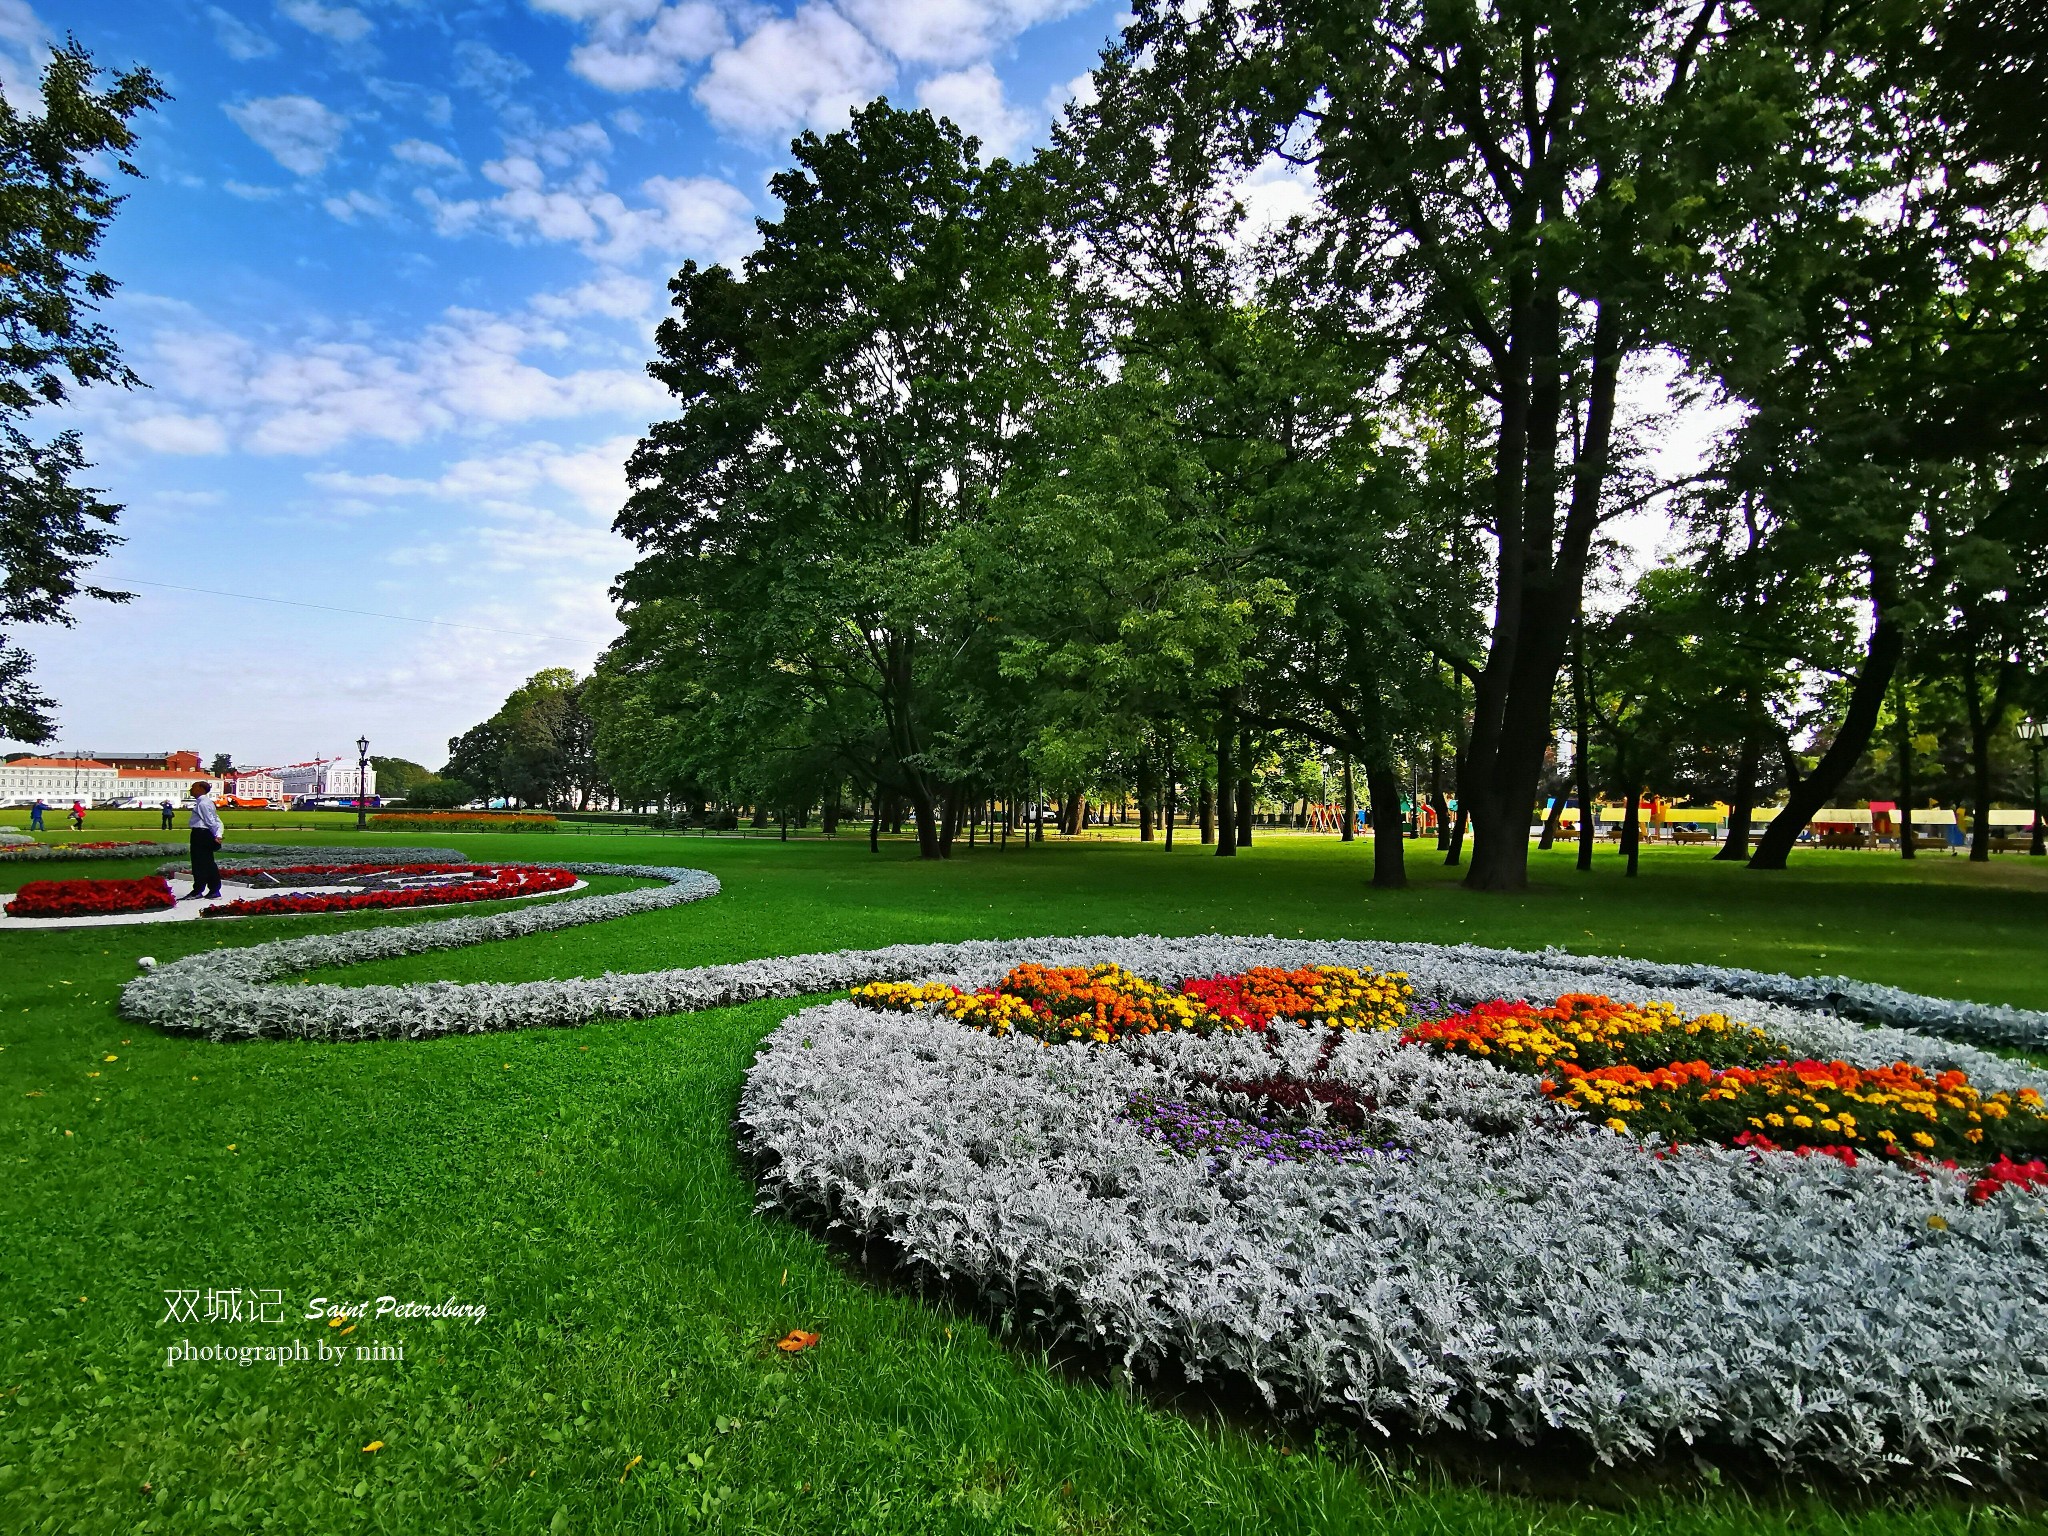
[4,834,2046,1535]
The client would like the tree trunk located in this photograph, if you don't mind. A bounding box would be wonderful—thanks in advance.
[1715,718,1760,862]
[1366,760,1407,889]
[1214,709,1237,857]
[1962,646,1996,863]
[1429,735,1450,850]
[1445,803,1468,866]
[1340,759,1356,843]
[1236,776,1254,848]
[1164,735,1177,851]
[1537,791,1564,850]
[910,787,941,859]
[1750,569,1905,870]
[1198,777,1214,844]
[1138,753,1156,842]
[1896,685,1916,861]
[1622,781,1642,878]
[1462,309,1624,894]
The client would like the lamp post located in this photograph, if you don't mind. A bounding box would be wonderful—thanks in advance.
[355,735,370,831]
[2020,718,2045,857]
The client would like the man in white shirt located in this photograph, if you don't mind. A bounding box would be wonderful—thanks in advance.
[185,780,224,900]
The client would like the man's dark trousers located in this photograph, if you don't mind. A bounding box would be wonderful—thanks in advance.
[190,830,221,897]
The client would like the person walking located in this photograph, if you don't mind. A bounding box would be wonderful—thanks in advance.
[29,798,45,831]
[184,780,224,900]
[159,799,175,831]
[69,800,85,831]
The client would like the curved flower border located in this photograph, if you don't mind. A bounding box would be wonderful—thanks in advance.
[110,861,2048,1091]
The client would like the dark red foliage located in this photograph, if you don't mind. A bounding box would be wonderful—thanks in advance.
[5,875,175,917]
[200,865,575,918]
[1198,1073,1375,1129]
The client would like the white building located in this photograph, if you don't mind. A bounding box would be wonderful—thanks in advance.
[0,757,231,808]
[254,758,376,800]
[0,757,123,806]
[225,770,286,803]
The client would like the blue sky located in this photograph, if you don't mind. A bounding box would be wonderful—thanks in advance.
[12,0,1121,769]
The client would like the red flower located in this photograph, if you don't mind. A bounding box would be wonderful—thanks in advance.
[1970,1156,2048,1203]
[200,864,575,918]
[5,875,175,917]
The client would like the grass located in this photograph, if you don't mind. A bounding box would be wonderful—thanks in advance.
[3,833,2046,1535]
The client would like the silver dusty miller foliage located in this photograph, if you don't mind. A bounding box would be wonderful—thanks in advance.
[741,999,2048,1478]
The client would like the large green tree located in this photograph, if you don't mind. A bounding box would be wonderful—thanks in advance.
[0,41,163,741]
[616,102,1059,858]
[1122,0,1906,889]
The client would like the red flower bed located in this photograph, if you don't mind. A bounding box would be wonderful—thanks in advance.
[215,863,472,881]
[5,875,175,917]
[201,864,575,918]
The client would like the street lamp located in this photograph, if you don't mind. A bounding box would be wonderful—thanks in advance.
[356,735,370,832]
[2020,718,2045,857]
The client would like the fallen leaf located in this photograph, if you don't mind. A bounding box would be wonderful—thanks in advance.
[362,1441,384,1453]
[619,1453,642,1482]
[1927,1213,1950,1231]
[775,1330,821,1353]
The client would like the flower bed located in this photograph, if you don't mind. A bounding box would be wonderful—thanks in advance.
[201,863,576,918]
[368,811,557,834]
[852,965,2048,1183]
[5,875,175,918]
[747,955,2048,1479]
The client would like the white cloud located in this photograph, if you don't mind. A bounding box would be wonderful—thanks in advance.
[223,180,286,200]
[0,0,48,112]
[131,306,665,459]
[420,116,755,265]
[392,138,464,174]
[225,94,348,177]
[208,6,277,61]
[323,188,390,222]
[839,0,1085,67]
[121,412,231,456]
[368,77,454,126]
[453,39,531,100]
[277,0,373,45]
[1043,69,1097,120]
[917,63,1032,157]
[1233,157,1318,245]
[695,5,893,139]
[557,1,728,92]
[312,435,638,517]
[531,272,657,319]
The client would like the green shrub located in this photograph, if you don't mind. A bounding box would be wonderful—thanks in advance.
[403,776,476,809]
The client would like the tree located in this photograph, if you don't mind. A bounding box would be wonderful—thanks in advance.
[369,756,433,798]
[405,776,475,809]
[0,42,164,741]
[617,102,1059,857]
[1167,0,1848,890]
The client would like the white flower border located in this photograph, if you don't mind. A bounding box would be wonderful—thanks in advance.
[739,994,2048,1478]
[112,862,2048,1073]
